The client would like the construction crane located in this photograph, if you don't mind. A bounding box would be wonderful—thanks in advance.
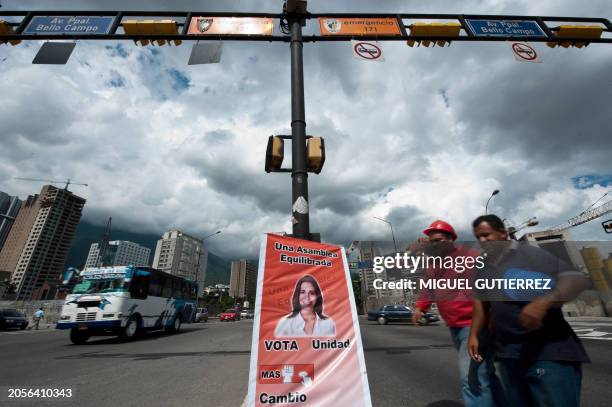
[15,177,88,190]
[550,192,612,232]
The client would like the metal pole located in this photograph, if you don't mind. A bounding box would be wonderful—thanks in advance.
[485,196,492,215]
[290,18,310,240]
[485,189,499,215]
[389,223,398,253]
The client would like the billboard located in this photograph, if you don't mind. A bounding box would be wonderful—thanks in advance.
[319,17,402,36]
[187,17,274,35]
[247,234,371,406]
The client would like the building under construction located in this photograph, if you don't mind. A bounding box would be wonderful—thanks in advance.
[0,185,85,300]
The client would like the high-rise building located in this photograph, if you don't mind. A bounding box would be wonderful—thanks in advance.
[229,259,256,299]
[85,240,151,268]
[0,191,22,252]
[152,230,207,297]
[0,185,85,300]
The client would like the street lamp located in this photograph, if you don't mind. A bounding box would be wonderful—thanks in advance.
[485,189,500,215]
[373,216,398,253]
[202,230,222,241]
[508,217,538,240]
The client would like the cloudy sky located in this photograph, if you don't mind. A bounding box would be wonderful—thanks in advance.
[1,0,611,258]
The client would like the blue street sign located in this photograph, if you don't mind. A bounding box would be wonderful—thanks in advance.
[465,19,547,38]
[24,16,115,35]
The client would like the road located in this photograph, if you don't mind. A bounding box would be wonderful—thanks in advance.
[1,318,611,406]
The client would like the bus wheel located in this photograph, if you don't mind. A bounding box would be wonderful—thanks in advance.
[119,316,139,342]
[166,315,181,334]
[70,329,90,345]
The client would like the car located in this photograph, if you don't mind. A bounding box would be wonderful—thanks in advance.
[219,308,241,322]
[195,307,208,323]
[0,309,29,330]
[367,304,439,325]
[240,310,254,319]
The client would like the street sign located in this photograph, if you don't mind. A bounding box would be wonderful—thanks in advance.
[24,16,115,35]
[603,219,612,234]
[465,19,547,38]
[319,18,401,36]
[351,40,385,62]
[248,234,372,407]
[188,42,223,65]
[509,41,542,63]
[187,17,274,35]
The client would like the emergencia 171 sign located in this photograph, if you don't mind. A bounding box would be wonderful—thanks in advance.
[24,16,115,35]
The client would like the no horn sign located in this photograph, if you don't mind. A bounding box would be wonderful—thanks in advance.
[351,40,385,62]
[509,41,542,63]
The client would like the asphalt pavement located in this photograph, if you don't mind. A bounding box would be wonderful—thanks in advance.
[1,317,611,406]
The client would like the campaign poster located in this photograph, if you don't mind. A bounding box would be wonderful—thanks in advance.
[247,234,371,407]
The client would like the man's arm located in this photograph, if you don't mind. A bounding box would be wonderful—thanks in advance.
[468,300,487,362]
[519,273,590,329]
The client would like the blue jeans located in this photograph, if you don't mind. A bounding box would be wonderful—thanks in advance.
[497,359,582,407]
[450,327,504,407]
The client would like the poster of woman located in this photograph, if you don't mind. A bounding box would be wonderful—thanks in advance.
[274,275,336,337]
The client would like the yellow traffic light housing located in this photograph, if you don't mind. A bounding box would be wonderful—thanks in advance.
[265,136,285,173]
[306,137,325,174]
[547,25,603,48]
[407,22,462,47]
[0,20,21,46]
[122,20,182,46]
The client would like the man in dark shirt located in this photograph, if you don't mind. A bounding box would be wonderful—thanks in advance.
[468,214,590,407]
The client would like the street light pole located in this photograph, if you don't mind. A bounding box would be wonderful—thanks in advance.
[485,189,500,215]
[373,216,398,253]
[508,217,538,240]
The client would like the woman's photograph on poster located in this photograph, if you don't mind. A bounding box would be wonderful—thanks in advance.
[275,275,336,337]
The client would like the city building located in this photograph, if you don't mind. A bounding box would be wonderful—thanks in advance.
[152,230,207,297]
[84,240,151,268]
[0,191,22,253]
[522,229,611,316]
[0,185,85,300]
[229,259,256,299]
[358,241,405,312]
[521,229,587,272]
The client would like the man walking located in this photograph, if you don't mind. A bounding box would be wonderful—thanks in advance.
[468,214,590,407]
[413,220,503,406]
[32,307,44,330]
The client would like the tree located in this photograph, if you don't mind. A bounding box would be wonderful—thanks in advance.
[351,273,364,315]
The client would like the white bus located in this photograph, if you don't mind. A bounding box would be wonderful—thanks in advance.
[57,266,197,344]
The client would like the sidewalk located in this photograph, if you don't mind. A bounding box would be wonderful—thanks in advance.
[24,322,56,331]
[566,316,612,323]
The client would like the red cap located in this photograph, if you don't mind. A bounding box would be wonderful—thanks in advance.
[423,220,458,240]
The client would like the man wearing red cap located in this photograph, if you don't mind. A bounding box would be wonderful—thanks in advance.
[413,220,503,406]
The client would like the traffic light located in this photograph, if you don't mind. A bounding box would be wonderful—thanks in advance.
[265,136,285,173]
[407,22,462,47]
[122,20,182,46]
[547,25,603,48]
[306,137,325,174]
[0,20,21,46]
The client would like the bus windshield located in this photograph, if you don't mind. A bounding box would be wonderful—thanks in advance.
[72,278,128,294]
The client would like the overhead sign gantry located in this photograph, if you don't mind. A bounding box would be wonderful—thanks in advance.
[1,1,611,241]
